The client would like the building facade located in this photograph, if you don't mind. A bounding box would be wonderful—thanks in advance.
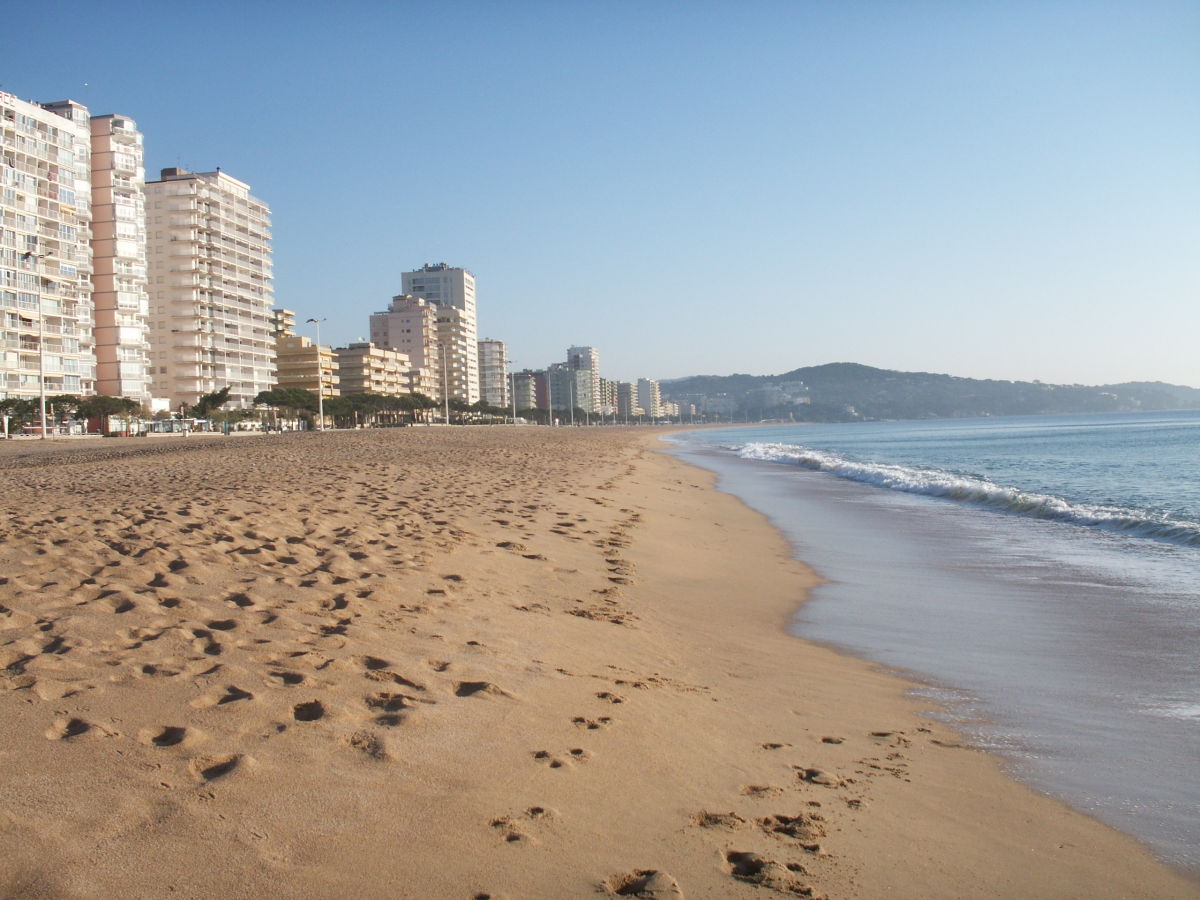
[145,167,273,408]
[617,382,639,418]
[87,113,150,402]
[637,377,662,418]
[334,342,414,396]
[566,345,601,414]
[401,263,479,403]
[369,294,440,397]
[477,338,509,408]
[272,308,339,399]
[1,93,96,400]
[512,370,538,412]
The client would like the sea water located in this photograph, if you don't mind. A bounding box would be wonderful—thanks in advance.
[666,410,1200,875]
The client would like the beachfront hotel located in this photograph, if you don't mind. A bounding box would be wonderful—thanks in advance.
[144,167,273,409]
[0,93,97,400]
[401,263,479,404]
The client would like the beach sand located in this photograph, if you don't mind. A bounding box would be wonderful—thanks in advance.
[0,427,1193,899]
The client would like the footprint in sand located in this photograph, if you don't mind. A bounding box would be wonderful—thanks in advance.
[724,851,811,894]
[190,685,253,709]
[454,681,512,699]
[601,869,685,898]
[137,725,190,747]
[795,767,843,787]
[43,717,94,740]
[571,715,613,730]
[267,670,307,686]
[488,805,559,845]
[343,729,388,760]
[690,811,746,830]
[531,748,591,769]
[292,700,326,722]
[757,813,826,850]
[188,753,242,782]
[739,784,784,799]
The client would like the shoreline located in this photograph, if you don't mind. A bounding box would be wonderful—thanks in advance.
[0,428,1194,897]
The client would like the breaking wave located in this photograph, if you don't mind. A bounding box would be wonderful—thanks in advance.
[738,442,1200,547]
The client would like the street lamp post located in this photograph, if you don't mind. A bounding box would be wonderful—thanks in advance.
[441,347,450,425]
[305,317,326,431]
[509,368,517,424]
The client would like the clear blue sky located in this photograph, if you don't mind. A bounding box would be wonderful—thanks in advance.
[7,1,1197,386]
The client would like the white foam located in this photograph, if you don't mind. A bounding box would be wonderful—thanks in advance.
[738,442,1200,547]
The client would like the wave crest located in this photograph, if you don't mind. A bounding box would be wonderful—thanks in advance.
[738,442,1200,547]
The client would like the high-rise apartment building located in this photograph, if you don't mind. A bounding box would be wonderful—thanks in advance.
[1,93,96,400]
[617,382,638,418]
[145,167,273,408]
[597,377,618,415]
[401,263,478,404]
[547,362,593,417]
[477,338,509,408]
[86,113,150,402]
[637,377,662,418]
[566,345,601,414]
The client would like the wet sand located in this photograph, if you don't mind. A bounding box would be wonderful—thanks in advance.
[0,427,1194,899]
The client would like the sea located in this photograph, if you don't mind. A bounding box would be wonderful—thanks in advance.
[665,409,1200,876]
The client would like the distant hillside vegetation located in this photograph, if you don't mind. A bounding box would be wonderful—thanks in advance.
[662,363,1200,422]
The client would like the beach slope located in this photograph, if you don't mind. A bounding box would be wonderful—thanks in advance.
[0,428,1192,898]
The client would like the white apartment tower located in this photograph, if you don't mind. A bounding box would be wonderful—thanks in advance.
[1,94,96,400]
[401,263,479,404]
[637,377,662,418]
[87,114,150,402]
[145,167,274,408]
[477,338,509,408]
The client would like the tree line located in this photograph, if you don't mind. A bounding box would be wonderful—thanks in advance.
[1,386,607,433]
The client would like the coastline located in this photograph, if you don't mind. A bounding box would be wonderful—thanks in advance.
[0,428,1193,898]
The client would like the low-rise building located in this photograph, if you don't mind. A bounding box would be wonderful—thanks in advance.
[334,342,413,396]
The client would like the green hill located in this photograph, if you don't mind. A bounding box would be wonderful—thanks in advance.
[662,363,1200,422]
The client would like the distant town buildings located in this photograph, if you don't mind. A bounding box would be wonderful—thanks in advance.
[145,167,273,408]
[2,85,690,425]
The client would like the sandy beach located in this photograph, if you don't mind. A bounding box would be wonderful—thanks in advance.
[0,427,1194,899]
